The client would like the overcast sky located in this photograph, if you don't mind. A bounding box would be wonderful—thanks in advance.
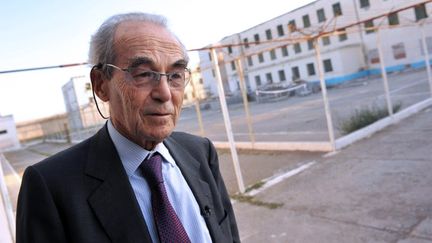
[0,0,315,122]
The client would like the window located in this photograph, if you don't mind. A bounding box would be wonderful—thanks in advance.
[244,38,249,48]
[317,8,326,23]
[392,43,406,59]
[247,56,253,66]
[294,43,302,54]
[338,28,347,41]
[231,61,236,70]
[307,63,316,76]
[323,59,333,72]
[254,34,260,43]
[288,20,297,33]
[359,0,370,8]
[208,52,212,61]
[414,4,428,21]
[258,53,264,63]
[308,39,314,50]
[281,45,289,57]
[255,75,262,86]
[0,130,7,135]
[228,46,233,54]
[266,29,273,40]
[199,78,203,84]
[266,73,273,83]
[322,36,331,46]
[291,66,300,80]
[333,3,342,17]
[277,24,285,36]
[369,49,380,64]
[365,20,375,34]
[303,14,311,28]
[278,70,286,81]
[212,69,216,77]
[270,49,276,60]
[388,13,399,26]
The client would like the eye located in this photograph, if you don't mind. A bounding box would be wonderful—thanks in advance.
[134,71,154,78]
[169,72,183,80]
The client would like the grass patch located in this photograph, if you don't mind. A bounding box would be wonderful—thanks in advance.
[231,194,284,209]
[338,103,402,135]
[245,180,265,193]
[27,148,52,157]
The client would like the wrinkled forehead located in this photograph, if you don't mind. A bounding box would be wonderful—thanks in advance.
[113,21,187,65]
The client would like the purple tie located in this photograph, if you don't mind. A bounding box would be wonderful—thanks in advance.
[140,153,191,243]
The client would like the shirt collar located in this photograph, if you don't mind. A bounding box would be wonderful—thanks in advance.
[107,120,176,177]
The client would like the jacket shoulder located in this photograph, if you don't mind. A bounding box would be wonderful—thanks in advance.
[29,138,92,179]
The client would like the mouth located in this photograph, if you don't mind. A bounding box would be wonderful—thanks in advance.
[146,112,171,117]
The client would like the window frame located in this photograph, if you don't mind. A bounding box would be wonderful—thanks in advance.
[307,63,316,76]
[303,14,311,28]
[277,24,285,36]
[323,59,333,72]
[265,29,273,40]
[332,3,343,17]
[317,8,326,23]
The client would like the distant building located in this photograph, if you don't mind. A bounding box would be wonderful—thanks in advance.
[183,66,209,105]
[0,115,20,151]
[62,75,107,140]
[199,0,432,96]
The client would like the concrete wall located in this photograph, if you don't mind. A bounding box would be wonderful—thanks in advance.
[0,115,20,151]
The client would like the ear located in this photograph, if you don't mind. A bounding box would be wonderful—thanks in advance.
[90,67,110,102]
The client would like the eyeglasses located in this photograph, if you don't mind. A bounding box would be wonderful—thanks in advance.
[105,64,191,89]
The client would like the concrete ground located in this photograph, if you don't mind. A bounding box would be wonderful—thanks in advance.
[235,107,432,242]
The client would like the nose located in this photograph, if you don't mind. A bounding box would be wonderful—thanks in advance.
[150,75,172,102]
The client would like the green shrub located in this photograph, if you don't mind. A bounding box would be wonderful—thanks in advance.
[338,103,402,135]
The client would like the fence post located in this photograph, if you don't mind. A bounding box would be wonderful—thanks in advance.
[210,48,245,193]
[190,77,205,137]
[376,28,394,116]
[235,58,255,143]
[420,23,432,97]
[0,154,15,243]
[314,37,336,151]
[64,123,71,143]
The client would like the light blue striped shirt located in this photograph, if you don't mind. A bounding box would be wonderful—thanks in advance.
[107,120,212,243]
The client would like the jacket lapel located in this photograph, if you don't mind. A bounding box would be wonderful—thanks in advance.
[164,136,222,241]
[85,125,152,243]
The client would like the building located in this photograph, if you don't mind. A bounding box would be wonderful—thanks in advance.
[0,115,20,151]
[62,75,108,141]
[183,66,209,105]
[199,0,432,96]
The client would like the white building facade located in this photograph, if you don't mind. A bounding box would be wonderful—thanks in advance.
[199,0,432,95]
[0,115,20,151]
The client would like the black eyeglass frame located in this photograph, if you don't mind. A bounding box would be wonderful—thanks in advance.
[105,63,191,89]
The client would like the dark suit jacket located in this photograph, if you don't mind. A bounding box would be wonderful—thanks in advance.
[16,125,240,243]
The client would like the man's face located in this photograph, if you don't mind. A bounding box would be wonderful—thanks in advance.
[106,21,186,149]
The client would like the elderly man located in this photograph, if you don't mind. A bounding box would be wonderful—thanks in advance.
[16,12,239,243]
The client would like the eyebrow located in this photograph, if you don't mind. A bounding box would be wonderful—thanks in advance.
[128,57,188,69]
[128,57,154,69]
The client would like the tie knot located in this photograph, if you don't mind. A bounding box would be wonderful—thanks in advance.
[140,153,164,187]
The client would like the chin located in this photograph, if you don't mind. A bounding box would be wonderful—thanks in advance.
[143,125,174,142]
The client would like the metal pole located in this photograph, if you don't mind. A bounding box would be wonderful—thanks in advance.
[420,23,432,96]
[0,154,15,242]
[210,48,245,193]
[235,58,255,143]
[190,77,205,136]
[377,29,394,116]
[314,37,336,151]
